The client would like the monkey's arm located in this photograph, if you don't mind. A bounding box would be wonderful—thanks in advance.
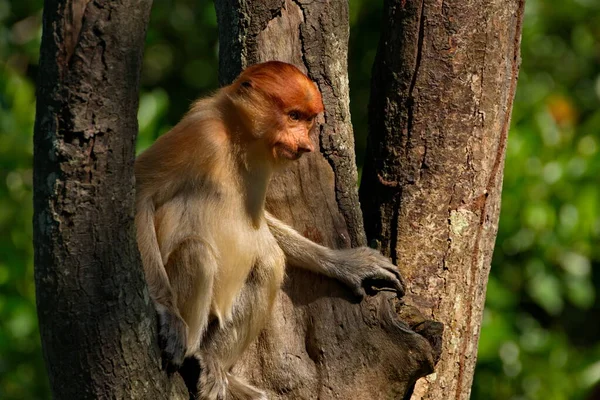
[135,197,176,307]
[135,196,188,370]
[265,212,404,297]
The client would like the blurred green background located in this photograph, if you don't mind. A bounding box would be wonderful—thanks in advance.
[1,0,599,399]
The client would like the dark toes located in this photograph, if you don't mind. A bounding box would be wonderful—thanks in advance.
[159,328,186,373]
[157,310,188,373]
[161,340,186,373]
[180,356,202,396]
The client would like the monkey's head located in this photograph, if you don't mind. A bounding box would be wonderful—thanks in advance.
[227,61,324,164]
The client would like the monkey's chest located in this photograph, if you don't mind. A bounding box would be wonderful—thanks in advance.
[210,223,285,323]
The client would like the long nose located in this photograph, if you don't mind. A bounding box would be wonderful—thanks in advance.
[297,139,314,154]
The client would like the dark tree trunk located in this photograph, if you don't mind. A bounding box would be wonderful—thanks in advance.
[215,1,442,399]
[33,0,186,398]
[360,0,525,399]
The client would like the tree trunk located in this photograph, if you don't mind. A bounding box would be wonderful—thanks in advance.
[33,1,186,398]
[360,1,525,399]
[215,1,443,399]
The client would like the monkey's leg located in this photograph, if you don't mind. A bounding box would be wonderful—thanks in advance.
[196,265,279,400]
[164,238,217,370]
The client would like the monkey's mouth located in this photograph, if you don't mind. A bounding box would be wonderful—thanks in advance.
[275,145,302,161]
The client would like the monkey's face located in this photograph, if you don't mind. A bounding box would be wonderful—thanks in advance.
[230,61,325,164]
[270,110,317,161]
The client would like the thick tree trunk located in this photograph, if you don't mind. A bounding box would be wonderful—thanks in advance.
[360,1,525,399]
[215,1,442,399]
[33,1,186,398]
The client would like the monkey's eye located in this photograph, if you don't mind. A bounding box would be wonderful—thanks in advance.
[241,81,252,89]
[289,111,301,121]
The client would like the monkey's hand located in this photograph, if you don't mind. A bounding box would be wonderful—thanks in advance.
[156,304,188,372]
[330,247,405,299]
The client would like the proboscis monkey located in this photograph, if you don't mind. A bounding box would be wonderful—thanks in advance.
[135,61,404,399]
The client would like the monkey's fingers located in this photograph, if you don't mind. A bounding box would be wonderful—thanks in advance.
[370,252,405,284]
[363,278,402,297]
[372,260,406,295]
[363,269,405,297]
[384,266,405,295]
[386,265,405,287]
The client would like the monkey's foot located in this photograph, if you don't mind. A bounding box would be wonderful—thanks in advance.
[156,305,188,373]
[198,357,228,400]
[227,374,267,400]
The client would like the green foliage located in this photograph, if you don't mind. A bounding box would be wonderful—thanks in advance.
[0,0,47,398]
[1,0,599,398]
[473,0,600,398]
[138,0,219,147]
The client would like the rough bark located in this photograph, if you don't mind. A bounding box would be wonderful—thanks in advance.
[33,1,186,398]
[360,1,525,399]
[215,1,442,399]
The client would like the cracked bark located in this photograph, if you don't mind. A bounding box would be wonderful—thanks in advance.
[360,1,525,399]
[215,1,442,399]
[33,0,187,398]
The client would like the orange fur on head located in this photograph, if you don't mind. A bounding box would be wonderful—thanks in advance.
[234,61,324,116]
